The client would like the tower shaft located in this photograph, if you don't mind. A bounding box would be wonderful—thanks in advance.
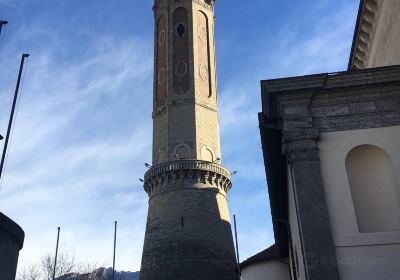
[140,1,239,279]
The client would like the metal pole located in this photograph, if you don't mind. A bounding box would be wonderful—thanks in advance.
[0,20,8,34]
[0,53,29,180]
[53,227,60,280]
[113,221,117,280]
[233,215,241,277]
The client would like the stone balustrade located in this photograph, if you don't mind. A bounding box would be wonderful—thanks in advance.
[143,160,232,196]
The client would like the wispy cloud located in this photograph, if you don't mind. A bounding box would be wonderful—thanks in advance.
[0,20,153,270]
[217,0,357,259]
[0,0,359,271]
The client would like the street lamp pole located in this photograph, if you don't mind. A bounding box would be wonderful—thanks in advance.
[113,221,117,280]
[0,20,7,142]
[0,20,8,35]
[0,53,29,180]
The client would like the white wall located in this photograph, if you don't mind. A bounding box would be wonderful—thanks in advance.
[241,260,290,280]
[319,126,400,280]
[345,145,400,233]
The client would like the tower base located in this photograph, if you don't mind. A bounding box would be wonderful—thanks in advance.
[140,161,239,280]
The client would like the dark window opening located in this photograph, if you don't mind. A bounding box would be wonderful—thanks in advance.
[176,23,185,38]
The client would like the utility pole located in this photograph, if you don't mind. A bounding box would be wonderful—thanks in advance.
[113,221,117,280]
[0,20,9,143]
[53,227,61,280]
[0,53,29,181]
[234,215,241,277]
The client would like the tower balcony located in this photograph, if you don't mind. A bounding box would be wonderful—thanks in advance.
[143,160,232,197]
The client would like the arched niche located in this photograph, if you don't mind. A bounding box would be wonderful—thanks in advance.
[155,149,166,165]
[173,7,189,94]
[345,144,400,233]
[173,144,191,160]
[197,10,212,98]
[156,14,167,104]
[201,146,214,162]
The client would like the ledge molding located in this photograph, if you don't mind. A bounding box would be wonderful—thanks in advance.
[143,160,232,196]
[351,0,384,69]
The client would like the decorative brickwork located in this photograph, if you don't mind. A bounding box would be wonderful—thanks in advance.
[140,1,238,279]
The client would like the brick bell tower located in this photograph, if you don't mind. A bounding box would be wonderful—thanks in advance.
[139,0,239,279]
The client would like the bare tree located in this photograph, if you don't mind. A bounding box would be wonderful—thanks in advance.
[41,253,76,280]
[75,262,102,280]
[18,253,76,280]
[18,253,104,280]
[17,265,41,280]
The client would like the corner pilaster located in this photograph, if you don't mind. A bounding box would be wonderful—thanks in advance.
[283,128,340,280]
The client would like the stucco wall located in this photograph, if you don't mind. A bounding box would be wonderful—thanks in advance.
[319,126,400,280]
[368,0,400,67]
[241,260,290,280]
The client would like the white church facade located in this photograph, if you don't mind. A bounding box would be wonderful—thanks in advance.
[244,0,400,279]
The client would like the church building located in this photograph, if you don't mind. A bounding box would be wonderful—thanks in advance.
[243,0,400,279]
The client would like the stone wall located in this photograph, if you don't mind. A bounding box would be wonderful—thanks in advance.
[140,160,238,279]
[261,64,400,280]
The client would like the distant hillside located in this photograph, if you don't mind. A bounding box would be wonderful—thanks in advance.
[57,267,139,280]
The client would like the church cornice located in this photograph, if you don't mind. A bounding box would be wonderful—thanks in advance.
[143,160,232,197]
[349,0,383,70]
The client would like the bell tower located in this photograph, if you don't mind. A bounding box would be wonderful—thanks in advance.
[140,0,239,279]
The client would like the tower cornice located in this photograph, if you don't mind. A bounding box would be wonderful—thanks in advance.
[143,160,232,197]
[153,0,215,16]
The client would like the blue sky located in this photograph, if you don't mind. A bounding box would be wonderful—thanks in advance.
[0,0,359,272]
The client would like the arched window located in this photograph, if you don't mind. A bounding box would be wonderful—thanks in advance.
[346,145,400,233]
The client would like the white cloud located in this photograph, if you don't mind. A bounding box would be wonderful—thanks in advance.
[0,22,153,271]
[0,0,359,273]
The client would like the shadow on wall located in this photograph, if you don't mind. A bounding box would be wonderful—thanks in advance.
[346,144,400,233]
[140,186,239,280]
